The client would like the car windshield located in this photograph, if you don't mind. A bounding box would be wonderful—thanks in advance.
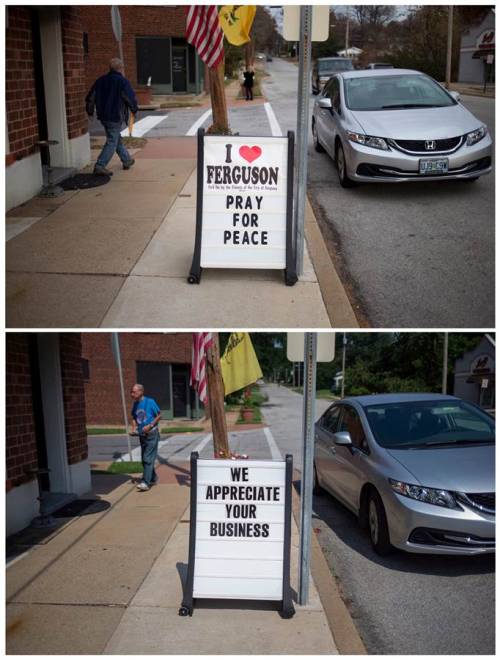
[363,400,495,449]
[344,74,456,111]
[318,59,354,73]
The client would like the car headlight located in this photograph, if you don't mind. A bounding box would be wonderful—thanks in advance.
[389,479,461,510]
[347,131,389,151]
[466,125,487,146]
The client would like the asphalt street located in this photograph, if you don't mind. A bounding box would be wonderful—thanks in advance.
[88,58,495,328]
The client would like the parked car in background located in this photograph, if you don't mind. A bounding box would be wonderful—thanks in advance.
[366,63,394,69]
[314,393,495,556]
[312,56,354,94]
[312,68,492,187]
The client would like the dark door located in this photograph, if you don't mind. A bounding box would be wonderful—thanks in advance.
[136,37,171,87]
[31,9,49,165]
[136,362,171,418]
[172,47,187,92]
[172,365,189,417]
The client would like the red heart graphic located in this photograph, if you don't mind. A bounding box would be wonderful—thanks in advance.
[239,145,262,163]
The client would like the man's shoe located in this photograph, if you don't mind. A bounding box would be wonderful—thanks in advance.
[123,158,135,170]
[94,165,113,176]
[136,481,150,491]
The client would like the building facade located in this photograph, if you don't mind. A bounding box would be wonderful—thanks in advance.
[6,333,91,536]
[458,9,495,84]
[6,6,91,210]
[453,334,495,411]
[80,6,205,95]
[82,333,200,425]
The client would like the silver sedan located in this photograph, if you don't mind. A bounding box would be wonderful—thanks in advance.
[311,69,492,187]
[314,393,495,556]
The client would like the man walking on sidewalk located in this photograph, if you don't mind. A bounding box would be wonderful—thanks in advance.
[130,384,162,491]
[86,58,138,176]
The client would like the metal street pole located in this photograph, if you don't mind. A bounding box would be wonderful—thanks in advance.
[341,332,347,398]
[445,6,453,89]
[298,332,317,605]
[345,17,350,54]
[294,5,313,276]
[442,332,449,394]
[111,333,133,461]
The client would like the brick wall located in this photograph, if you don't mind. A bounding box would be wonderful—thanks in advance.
[82,333,192,425]
[5,7,39,162]
[80,5,187,90]
[60,334,88,465]
[6,334,38,491]
[61,7,88,140]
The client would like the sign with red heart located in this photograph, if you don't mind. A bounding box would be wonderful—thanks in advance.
[239,145,262,164]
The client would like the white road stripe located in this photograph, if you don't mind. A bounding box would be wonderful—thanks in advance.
[186,109,212,136]
[263,427,283,460]
[121,114,166,138]
[193,433,213,454]
[264,102,282,137]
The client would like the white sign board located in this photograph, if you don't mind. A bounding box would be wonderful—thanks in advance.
[283,6,330,42]
[200,135,289,270]
[193,458,286,601]
[287,332,335,362]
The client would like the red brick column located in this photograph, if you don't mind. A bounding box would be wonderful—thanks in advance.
[60,334,88,465]
[61,7,88,141]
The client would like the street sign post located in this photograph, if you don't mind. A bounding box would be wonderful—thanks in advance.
[287,332,334,605]
[180,452,295,618]
[111,6,124,69]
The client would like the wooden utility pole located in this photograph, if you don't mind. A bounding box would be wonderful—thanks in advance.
[445,6,454,89]
[208,59,229,133]
[205,333,230,457]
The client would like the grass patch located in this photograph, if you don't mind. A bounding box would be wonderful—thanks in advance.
[159,100,202,108]
[161,426,204,434]
[107,461,143,474]
[122,136,147,148]
[87,427,126,435]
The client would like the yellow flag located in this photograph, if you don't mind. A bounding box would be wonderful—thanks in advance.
[219,5,256,46]
[221,333,263,395]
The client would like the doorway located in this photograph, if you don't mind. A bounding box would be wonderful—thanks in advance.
[136,361,172,419]
[172,365,190,417]
[172,46,188,92]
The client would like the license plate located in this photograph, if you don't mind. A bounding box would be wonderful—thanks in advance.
[419,158,449,175]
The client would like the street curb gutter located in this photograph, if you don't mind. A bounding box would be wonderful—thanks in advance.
[305,197,360,328]
[292,489,367,654]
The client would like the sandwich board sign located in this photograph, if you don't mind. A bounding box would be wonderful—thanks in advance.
[179,452,295,618]
[187,129,297,286]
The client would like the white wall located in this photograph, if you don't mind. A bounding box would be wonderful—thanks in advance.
[69,132,91,171]
[69,458,92,496]
[6,153,43,211]
[6,480,40,537]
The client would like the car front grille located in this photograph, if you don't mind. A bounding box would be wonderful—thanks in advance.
[390,136,463,154]
[409,527,495,548]
[356,157,491,179]
[457,492,495,514]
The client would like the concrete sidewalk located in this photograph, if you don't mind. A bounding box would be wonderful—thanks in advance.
[6,464,364,654]
[6,136,358,328]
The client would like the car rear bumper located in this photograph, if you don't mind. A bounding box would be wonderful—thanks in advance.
[345,134,493,183]
[385,491,495,555]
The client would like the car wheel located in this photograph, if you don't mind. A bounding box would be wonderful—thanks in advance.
[367,491,392,555]
[312,121,325,153]
[336,142,355,188]
[313,463,325,495]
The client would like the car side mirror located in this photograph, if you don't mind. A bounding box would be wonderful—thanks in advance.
[318,97,332,109]
[333,431,352,446]
[449,90,460,102]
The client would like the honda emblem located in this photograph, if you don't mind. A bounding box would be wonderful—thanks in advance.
[425,140,436,151]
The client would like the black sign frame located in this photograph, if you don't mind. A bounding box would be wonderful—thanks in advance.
[187,128,298,286]
[179,452,295,619]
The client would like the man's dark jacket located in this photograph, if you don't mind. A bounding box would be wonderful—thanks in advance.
[86,70,138,124]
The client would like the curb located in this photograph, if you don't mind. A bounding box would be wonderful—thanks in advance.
[292,488,367,654]
[305,197,360,328]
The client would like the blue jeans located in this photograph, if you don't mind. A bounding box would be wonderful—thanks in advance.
[97,121,131,167]
[140,428,160,486]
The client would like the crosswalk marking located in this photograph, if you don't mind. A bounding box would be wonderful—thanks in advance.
[263,427,283,460]
[121,114,166,138]
[264,102,282,137]
[186,109,212,136]
[193,433,213,454]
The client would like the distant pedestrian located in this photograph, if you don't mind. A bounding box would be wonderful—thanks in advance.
[243,67,255,101]
[130,383,161,491]
[85,58,138,176]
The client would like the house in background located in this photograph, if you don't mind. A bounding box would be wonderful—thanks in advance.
[79,6,205,96]
[6,333,91,536]
[82,333,201,425]
[6,6,90,210]
[458,8,495,85]
[454,334,495,411]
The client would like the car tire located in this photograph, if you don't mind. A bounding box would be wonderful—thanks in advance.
[367,491,392,555]
[336,142,355,188]
[312,121,325,153]
[313,463,325,495]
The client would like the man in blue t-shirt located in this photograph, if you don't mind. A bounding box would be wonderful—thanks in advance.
[130,384,161,491]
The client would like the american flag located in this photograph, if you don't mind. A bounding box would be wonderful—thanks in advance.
[186,6,224,69]
[191,333,213,404]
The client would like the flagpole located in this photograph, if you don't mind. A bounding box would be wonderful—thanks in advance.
[111,333,133,462]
